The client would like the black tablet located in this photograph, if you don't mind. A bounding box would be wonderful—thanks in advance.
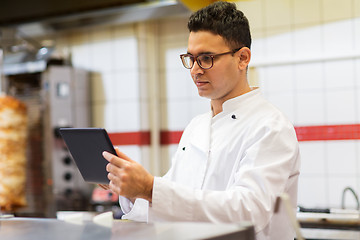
[59,128,116,184]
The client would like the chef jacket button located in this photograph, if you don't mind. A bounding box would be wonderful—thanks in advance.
[182,147,186,151]
[231,114,236,119]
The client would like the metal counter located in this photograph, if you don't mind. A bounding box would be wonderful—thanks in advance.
[0,218,255,240]
[297,212,360,239]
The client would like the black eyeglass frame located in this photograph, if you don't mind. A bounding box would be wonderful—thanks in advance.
[179,47,242,70]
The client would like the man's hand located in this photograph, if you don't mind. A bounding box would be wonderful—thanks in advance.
[102,148,154,203]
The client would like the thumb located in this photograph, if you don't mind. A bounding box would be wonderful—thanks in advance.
[115,147,133,162]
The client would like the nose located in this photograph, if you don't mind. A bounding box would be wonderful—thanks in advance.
[190,59,204,75]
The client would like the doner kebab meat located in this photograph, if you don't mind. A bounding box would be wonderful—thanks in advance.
[0,95,27,211]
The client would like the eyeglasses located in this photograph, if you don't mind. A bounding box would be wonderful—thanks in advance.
[180,48,242,70]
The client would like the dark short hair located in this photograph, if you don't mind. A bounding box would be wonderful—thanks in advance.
[187,1,252,49]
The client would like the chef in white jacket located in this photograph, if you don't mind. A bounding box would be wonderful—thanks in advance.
[102,2,300,240]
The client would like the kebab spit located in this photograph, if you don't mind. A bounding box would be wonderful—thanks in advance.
[0,94,27,212]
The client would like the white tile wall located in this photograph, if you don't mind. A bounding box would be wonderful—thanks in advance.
[113,37,138,70]
[264,28,294,59]
[139,100,150,130]
[357,86,360,122]
[299,141,326,177]
[165,47,188,71]
[165,70,192,100]
[165,100,192,130]
[112,101,141,132]
[357,88,360,112]
[294,63,324,91]
[250,38,266,60]
[115,71,140,101]
[250,1,360,209]
[326,141,357,177]
[256,67,269,93]
[63,25,144,171]
[356,59,360,88]
[324,60,355,89]
[190,98,210,118]
[293,26,323,58]
[90,41,114,72]
[115,145,142,164]
[261,65,294,94]
[101,72,117,102]
[104,102,117,132]
[71,44,91,69]
[295,91,325,125]
[325,89,356,124]
[357,141,360,177]
[356,58,360,125]
[322,20,354,54]
[267,92,295,123]
[355,18,360,51]
[298,176,327,208]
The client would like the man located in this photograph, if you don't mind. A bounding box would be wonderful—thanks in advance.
[103,2,300,239]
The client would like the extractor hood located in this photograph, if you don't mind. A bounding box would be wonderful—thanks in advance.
[1,0,191,37]
[0,0,191,75]
[0,0,147,26]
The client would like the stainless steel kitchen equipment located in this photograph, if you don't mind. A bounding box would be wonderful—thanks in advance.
[2,64,92,217]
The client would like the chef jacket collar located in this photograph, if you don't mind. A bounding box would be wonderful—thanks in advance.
[188,88,261,153]
[221,87,260,113]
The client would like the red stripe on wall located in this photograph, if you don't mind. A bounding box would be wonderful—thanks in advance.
[295,124,360,141]
[107,124,360,146]
[108,131,151,146]
[160,130,183,145]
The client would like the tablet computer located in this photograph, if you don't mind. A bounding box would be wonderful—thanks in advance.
[59,128,116,184]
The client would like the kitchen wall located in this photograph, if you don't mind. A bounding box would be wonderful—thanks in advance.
[60,25,147,169]
[51,0,360,209]
[242,0,360,209]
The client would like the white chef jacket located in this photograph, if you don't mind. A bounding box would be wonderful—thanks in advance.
[119,89,301,240]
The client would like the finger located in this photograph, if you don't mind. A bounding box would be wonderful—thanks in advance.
[103,151,115,162]
[103,151,124,168]
[109,180,121,195]
[107,172,118,182]
[115,147,133,162]
[106,163,113,172]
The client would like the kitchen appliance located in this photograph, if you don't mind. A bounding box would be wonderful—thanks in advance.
[2,64,92,217]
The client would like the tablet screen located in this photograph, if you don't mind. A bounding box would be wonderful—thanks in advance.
[59,128,116,184]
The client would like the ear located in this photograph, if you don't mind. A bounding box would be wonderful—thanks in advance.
[237,47,251,70]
